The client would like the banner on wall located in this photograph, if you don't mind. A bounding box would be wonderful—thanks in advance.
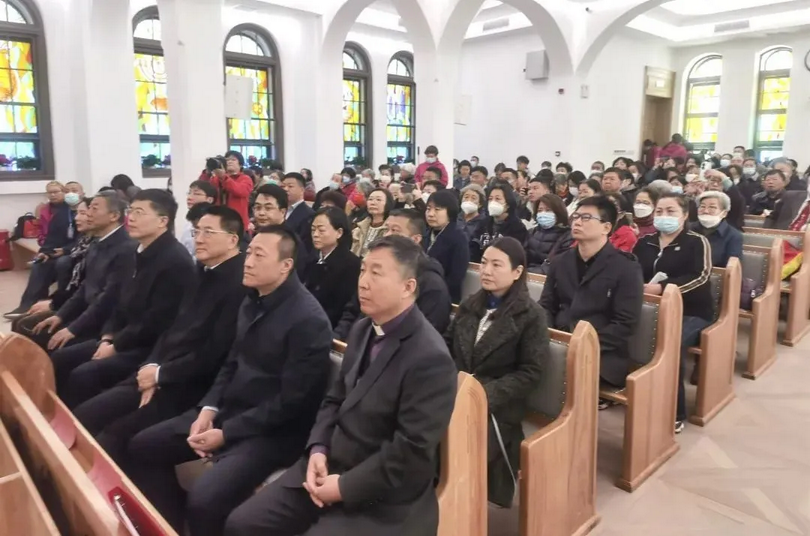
[225,75,254,120]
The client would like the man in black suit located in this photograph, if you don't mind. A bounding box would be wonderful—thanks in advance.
[282,171,315,247]
[127,225,333,536]
[540,196,643,389]
[252,183,310,276]
[225,235,458,536]
[50,190,196,409]
[765,171,809,230]
[72,205,247,466]
[31,191,135,351]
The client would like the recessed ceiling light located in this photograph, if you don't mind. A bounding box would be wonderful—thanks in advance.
[661,0,794,16]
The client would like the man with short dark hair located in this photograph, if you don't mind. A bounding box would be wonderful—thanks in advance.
[128,225,333,536]
[415,144,449,186]
[749,169,790,215]
[51,189,195,409]
[253,184,288,228]
[73,205,246,466]
[181,181,218,255]
[541,161,552,170]
[225,236,457,536]
[422,167,444,185]
[333,209,451,340]
[540,196,643,389]
[281,172,316,246]
[600,167,624,194]
[31,191,135,351]
[470,165,489,187]
[211,150,253,228]
[772,156,807,192]
[453,159,472,191]
[517,155,530,174]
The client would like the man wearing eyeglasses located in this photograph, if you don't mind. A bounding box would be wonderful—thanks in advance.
[72,205,246,471]
[539,196,643,392]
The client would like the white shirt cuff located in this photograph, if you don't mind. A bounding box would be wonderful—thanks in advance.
[202,406,219,413]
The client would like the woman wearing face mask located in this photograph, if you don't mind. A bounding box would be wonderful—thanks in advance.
[564,171,587,215]
[351,187,393,257]
[471,183,528,262]
[633,193,713,433]
[424,190,470,303]
[525,194,573,274]
[459,184,487,241]
[604,193,638,253]
[444,237,547,507]
[738,158,763,206]
[690,191,742,268]
[632,187,659,237]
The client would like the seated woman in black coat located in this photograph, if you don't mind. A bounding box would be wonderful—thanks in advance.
[444,237,548,508]
[302,207,361,328]
[470,182,528,262]
[525,193,573,274]
[424,190,470,303]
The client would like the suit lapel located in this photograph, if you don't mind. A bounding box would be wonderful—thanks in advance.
[579,247,614,286]
[343,321,372,392]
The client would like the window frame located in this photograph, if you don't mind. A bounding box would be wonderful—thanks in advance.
[682,54,722,154]
[223,24,283,166]
[343,42,371,168]
[0,0,54,182]
[133,6,170,178]
[386,51,415,165]
[753,46,792,162]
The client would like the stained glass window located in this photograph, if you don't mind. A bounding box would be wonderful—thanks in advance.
[343,44,370,166]
[225,27,279,162]
[754,47,792,160]
[683,55,721,152]
[0,0,49,174]
[387,52,414,164]
[133,8,169,172]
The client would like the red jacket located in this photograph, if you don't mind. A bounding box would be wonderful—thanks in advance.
[208,173,253,228]
[659,142,688,162]
[415,160,449,186]
[610,225,638,253]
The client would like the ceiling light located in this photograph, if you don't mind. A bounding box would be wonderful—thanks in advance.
[661,0,794,16]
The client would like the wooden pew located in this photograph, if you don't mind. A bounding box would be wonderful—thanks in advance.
[743,214,766,229]
[742,227,810,347]
[11,237,38,270]
[598,285,683,492]
[687,259,742,426]
[521,322,600,536]
[739,242,783,379]
[0,414,60,535]
[459,264,544,302]
[0,333,177,536]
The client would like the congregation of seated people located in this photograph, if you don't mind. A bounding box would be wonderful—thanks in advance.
[3,137,809,534]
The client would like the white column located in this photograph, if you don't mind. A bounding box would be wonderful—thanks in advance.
[158,0,226,230]
[716,46,757,152]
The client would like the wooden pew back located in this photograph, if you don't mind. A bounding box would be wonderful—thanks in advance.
[520,322,600,536]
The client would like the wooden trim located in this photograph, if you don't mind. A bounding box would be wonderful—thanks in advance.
[741,241,782,379]
[520,322,600,536]
[690,259,741,426]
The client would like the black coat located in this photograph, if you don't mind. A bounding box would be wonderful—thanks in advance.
[146,254,246,393]
[786,174,807,192]
[423,220,470,303]
[458,213,485,241]
[470,215,528,262]
[690,221,742,268]
[445,289,548,507]
[285,201,315,246]
[737,177,762,207]
[333,256,451,340]
[524,225,573,273]
[200,273,333,444]
[540,243,643,387]
[40,202,76,254]
[724,184,746,230]
[748,190,784,216]
[276,306,457,535]
[103,232,196,353]
[765,190,808,230]
[303,246,361,328]
[634,230,714,321]
[56,226,136,338]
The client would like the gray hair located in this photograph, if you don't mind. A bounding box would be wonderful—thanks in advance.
[355,180,376,197]
[697,190,731,212]
[362,168,376,180]
[95,190,129,224]
[553,173,567,186]
[647,179,673,196]
[770,157,792,168]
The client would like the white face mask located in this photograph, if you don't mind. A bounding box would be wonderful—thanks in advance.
[461,201,479,215]
[633,203,653,218]
[488,201,505,217]
[380,175,392,185]
[698,214,723,229]
[426,157,437,164]
[720,159,731,167]
[471,160,478,167]
[421,192,431,203]
[685,174,697,183]
[743,167,756,176]
[569,186,579,197]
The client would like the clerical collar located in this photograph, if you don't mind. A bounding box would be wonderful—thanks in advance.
[371,305,414,338]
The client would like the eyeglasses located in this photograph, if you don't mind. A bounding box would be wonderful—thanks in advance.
[570,213,606,223]
[191,228,234,238]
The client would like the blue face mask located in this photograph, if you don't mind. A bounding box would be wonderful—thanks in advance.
[328,182,339,190]
[342,175,352,184]
[671,186,684,194]
[535,212,556,229]
[654,216,681,234]
[721,176,733,191]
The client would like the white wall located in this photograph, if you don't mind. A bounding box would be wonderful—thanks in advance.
[454,28,674,171]
[671,34,810,165]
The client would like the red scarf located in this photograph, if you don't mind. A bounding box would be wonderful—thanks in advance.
[789,200,810,231]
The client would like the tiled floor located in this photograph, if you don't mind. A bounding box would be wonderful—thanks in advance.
[2,270,809,535]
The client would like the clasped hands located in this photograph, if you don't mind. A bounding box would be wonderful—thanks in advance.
[186,409,224,458]
[303,452,342,508]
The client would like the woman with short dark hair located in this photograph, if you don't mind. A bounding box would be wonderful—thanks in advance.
[303,207,361,327]
[445,237,548,507]
[423,190,470,302]
[525,194,573,274]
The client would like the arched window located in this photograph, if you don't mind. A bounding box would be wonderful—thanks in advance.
[224,26,282,164]
[0,0,52,177]
[683,55,722,153]
[754,47,792,161]
[133,7,169,174]
[343,43,371,167]
[387,52,414,164]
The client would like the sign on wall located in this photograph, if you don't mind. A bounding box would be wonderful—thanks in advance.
[225,75,254,120]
